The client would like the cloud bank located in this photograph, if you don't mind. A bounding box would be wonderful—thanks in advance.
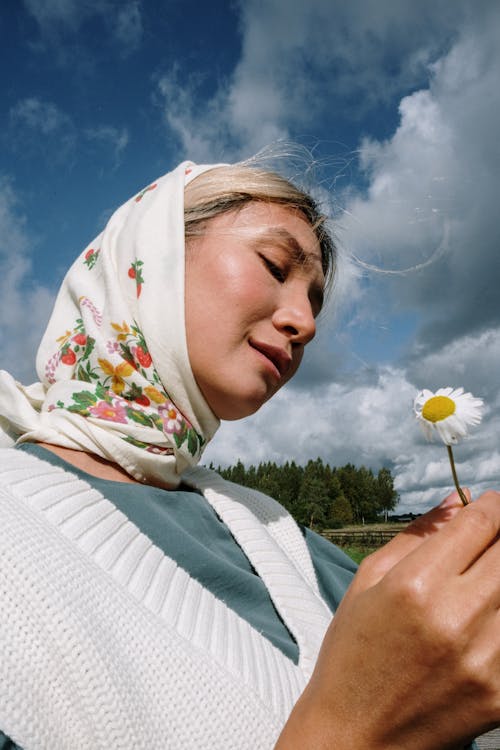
[0,180,55,383]
[197,1,500,511]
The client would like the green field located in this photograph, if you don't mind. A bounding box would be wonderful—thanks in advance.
[343,546,378,564]
[332,522,409,564]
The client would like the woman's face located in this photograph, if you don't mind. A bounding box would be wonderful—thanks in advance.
[185,201,325,420]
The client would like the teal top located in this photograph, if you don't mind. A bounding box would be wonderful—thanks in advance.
[19,443,356,662]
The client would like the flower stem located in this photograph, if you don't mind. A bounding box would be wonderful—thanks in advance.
[446,445,469,506]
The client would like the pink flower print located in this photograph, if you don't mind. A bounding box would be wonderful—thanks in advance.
[45,351,62,384]
[88,399,128,424]
[106,340,120,355]
[159,402,183,434]
[79,296,103,326]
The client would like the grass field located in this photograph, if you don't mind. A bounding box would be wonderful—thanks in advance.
[343,546,378,564]
[326,522,409,564]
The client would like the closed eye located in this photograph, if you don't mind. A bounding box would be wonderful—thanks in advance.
[260,254,286,282]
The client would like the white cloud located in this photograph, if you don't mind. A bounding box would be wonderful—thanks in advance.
[410,328,500,404]
[113,1,143,52]
[156,69,231,162]
[204,367,414,468]
[160,3,500,516]
[155,0,480,160]
[84,125,129,167]
[9,97,76,164]
[10,97,70,135]
[204,360,499,513]
[0,180,55,383]
[22,0,143,54]
[22,0,90,31]
[9,97,131,171]
[11,0,498,516]
[341,12,500,349]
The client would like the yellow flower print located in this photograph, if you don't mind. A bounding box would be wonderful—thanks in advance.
[98,358,134,395]
[111,321,131,342]
[56,330,72,346]
[144,386,167,404]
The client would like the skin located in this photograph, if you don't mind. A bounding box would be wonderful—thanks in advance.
[38,442,140,483]
[39,201,500,747]
[276,488,500,749]
[184,202,325,420]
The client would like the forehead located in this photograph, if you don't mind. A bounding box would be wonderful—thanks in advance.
[215,201,324,274]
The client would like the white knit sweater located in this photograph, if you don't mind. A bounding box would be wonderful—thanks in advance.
[0,448,333,750]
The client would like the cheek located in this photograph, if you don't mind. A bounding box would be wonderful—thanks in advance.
[184,258,243,377]
[216,255,258,299]
[204,257,270,323]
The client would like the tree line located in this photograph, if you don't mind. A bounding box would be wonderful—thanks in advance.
[210,457,399,531]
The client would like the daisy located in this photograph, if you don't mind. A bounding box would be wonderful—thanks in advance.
[414,387,483,446]
[414,387,484,506]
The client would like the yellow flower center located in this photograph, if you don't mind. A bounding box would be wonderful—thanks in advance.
[422,395,456,423]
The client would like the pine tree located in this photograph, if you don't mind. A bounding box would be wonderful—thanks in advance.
[329,491,354,527]
[213,458,399,528]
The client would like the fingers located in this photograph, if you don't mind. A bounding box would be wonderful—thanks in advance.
[350,489,500,596]
[460,493,500,606]
[349,491,466,592]
[403,490,500,579]
[465,541,500,611]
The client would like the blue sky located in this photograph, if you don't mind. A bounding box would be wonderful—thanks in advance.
[1,0,499,512]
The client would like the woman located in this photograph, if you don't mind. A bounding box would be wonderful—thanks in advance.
[0,159,498,749]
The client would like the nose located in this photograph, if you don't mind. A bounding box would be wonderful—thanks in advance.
[272,288,316,345]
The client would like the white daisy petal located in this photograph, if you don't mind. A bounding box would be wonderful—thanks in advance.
[437,424,457,444]
[439,387,454,397]
[414,387,484,446]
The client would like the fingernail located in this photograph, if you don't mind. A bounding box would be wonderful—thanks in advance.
[439,491,462,508]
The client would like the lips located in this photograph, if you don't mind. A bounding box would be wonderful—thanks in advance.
[249,340,292,379]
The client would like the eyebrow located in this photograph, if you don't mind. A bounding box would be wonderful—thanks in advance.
[251,227,325,312]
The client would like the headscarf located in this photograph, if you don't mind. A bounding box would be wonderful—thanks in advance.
[0,161,220,488]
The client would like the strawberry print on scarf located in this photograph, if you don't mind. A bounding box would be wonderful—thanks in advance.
[0,162,221,486]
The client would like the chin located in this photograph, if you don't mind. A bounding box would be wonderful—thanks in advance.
[215,390,277,421]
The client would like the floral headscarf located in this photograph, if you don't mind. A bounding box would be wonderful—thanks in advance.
[0,161,220,488]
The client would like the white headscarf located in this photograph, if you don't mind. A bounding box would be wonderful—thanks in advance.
[0,161,220,488]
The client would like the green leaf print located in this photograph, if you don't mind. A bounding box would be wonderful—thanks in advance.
[77,364,92,383]
[187,430,198,455]
[125,407,155,428]
[71,390,99,408]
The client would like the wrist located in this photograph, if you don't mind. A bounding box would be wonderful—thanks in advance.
[274,690,366,750]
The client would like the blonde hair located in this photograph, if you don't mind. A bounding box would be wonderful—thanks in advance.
[184,165,335,288]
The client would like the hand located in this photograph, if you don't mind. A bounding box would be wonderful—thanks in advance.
[276,490,500,750]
